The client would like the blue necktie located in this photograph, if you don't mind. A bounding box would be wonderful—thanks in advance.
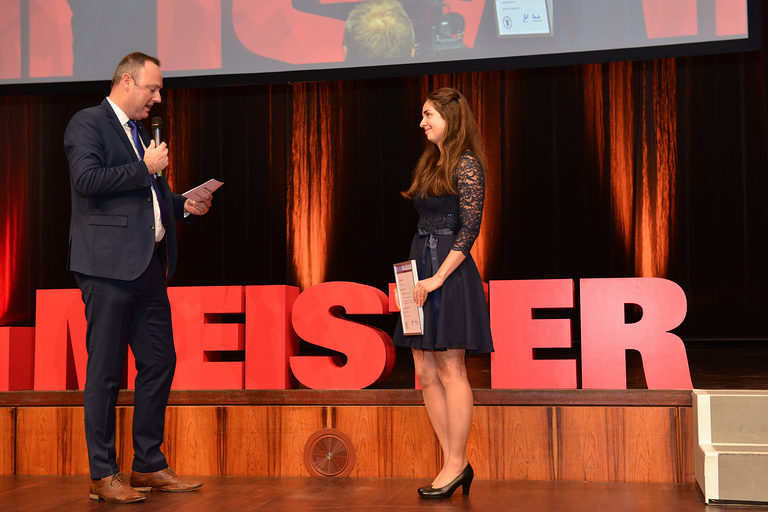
[127,119,145,159]
[128,120,168,230]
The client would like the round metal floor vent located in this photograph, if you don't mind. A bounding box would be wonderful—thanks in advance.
[303,428,356,477]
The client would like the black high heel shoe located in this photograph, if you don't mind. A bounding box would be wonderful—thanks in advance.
[417,463,474,499]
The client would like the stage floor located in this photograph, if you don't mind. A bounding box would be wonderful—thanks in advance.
[0,475,760,512]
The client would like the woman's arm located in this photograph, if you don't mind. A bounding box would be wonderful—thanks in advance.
[413,250,466,307]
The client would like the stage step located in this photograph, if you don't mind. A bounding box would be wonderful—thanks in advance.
[693,390,768,504]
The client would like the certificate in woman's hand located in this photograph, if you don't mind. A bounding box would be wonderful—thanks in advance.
[393,260,424,336]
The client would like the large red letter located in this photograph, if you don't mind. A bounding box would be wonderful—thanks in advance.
[0,326,34,391]
[642,0,698,38]
[716,0,747,36]
[580,278,692,389]
[244,285,300,389]
[29,0,73,77]
[490,279,577,389]
[149,286,245,390]
[290,282,395,389]
[231,1,345,64]
[158,0,222,72]
[33,289,87,390]
[0,0,20,79]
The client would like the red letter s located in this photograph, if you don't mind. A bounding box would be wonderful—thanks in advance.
[290,281,395,389]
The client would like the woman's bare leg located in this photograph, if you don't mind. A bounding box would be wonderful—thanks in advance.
[430,349,472,488]
[412,348,450,481]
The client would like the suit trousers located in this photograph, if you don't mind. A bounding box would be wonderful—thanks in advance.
[75,248,176,479]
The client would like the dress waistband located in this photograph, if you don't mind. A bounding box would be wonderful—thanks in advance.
[416,228,455,236]
[416,229,454,278]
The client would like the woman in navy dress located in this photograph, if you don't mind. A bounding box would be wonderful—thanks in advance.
[393,87,493,499]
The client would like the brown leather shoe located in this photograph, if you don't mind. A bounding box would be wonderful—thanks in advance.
[89,473,146,503]
[130,467,202,492]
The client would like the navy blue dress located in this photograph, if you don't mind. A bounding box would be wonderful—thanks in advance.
[392,153,494,354]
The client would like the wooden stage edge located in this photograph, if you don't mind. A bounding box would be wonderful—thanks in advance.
[0,389,697,482]
[0,388,693,407]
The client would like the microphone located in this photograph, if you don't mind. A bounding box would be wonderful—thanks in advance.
[151,117,163,177]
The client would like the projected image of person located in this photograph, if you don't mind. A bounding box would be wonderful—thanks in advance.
[393,88,493,499]
[400,0,467,57]
[343,0,415,62]
[64,52,211,504]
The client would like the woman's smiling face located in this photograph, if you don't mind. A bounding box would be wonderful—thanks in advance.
[420,100,446,148]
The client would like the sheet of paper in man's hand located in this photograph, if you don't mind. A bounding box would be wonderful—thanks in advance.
[182,179,224,202]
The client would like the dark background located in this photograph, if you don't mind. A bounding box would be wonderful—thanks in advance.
[2,7,768,389]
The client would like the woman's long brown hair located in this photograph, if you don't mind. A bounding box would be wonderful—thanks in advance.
[402,88,485,199]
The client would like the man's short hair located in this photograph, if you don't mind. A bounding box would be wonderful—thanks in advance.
[111,52,161,88]
[344,0,415,61]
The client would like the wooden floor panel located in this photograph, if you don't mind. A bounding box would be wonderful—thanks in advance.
[4,404,694,481]
[0,408,13,475]
[14,407,88,475]
[0,475,760,512]
[471,405,555,480]
[555,406,686,482]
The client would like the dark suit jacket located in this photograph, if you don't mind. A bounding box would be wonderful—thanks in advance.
[64,98,187,281]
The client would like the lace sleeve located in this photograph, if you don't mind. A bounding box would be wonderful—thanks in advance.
[452,153,485,255]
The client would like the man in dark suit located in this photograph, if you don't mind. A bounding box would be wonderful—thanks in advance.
[64,52,211,504]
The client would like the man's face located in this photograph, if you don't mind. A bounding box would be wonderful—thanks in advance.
[126,62,162,120]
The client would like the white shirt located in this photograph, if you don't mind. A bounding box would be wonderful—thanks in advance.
[106,97,166,242]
